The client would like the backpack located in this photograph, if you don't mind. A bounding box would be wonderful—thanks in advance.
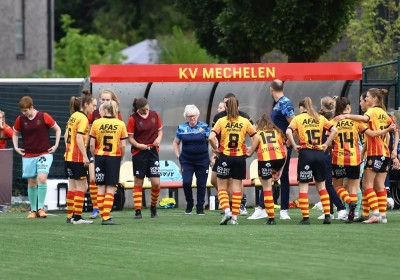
[113,183,126,211]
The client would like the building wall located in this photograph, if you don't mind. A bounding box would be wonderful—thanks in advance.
[0,0,51,77]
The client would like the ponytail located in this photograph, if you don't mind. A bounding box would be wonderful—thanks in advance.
[334,97,351,116]
[69,96,81,115]
[132,97,148,113]
[225,97,239,121]
[299,97,319,123]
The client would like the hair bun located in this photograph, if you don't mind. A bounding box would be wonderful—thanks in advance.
[82,90,91,96]
[380,89,388,95]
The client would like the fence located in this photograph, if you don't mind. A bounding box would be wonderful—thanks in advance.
[0,79,87,195]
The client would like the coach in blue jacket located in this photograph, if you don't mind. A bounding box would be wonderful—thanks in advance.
[173,105,210,215]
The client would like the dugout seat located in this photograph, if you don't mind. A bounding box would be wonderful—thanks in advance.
[119,161,134,188]
[249,159,261,187]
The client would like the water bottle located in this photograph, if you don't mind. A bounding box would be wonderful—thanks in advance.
[209,195,215,210]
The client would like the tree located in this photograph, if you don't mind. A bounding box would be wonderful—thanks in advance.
[346,0,400,65]
[55,15,127,78]
[55,0,190,45]
[175,0,272,62]
[176,0,359,62]
[157,26,219,63]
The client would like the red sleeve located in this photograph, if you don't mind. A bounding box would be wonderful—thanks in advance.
[43,113,56,127]
[127,116,135,134]
[88,113,93,124]
[118,112,123,121]
[4,124,13,138]
[13,116,21,132]
[157,112,163,130]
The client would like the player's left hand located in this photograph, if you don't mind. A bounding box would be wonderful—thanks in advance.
[153,137,161,146]
[48,145,58,153]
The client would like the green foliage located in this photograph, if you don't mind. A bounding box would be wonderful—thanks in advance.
[346,0,400,65]
[55,0,190,45]
[54,15,127,78]
[157,26,219,64]
[176,0,359,62]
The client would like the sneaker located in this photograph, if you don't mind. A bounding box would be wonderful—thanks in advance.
[150,206,158,218]
[248,208,267,220]
[265,218,276,225]
[323,215,331,224]
[353,215,369,223]
[239,205,248,216]
[230,218,238,225]
[73,218,93,224]
[298,218,310,225]
[362,215,380,224]
[280,210,291,220]
[318,213,334,220]
[101,219,119,225]
[220,211,232,225]
[134,209,142,219]
[380,216,388,224]
[90,209,100,219]
[37,209,47,218]
[27,211,37,219]
[185,205,193,215]
[196,208,205,216]
[347,202,356,221]
[337,209,347,221]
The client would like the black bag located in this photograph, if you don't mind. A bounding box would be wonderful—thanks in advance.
[113,183,126,211]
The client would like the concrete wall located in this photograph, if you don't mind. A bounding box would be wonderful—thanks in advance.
[0,0,51,76]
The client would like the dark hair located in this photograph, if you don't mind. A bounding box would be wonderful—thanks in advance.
[81,90,94,108]
[224,93,236,99]
[361,91,367,99]
[255,114,285,138]
[299,97,319,123]
[69,96,81,115]
[225,97,239,121]
[270,80,284,92]
[367,88,388,110]
[19,96,33,109]
[133,97,148,113]
[334,97,351,116]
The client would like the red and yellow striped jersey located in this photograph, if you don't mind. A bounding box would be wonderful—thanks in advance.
[90,116,128,156]
[330,118,368,166]
[364,107,392,157]
[212,116,256,156]
[288,113,333,150]
[65,111,89,162]
[256,128,286,161]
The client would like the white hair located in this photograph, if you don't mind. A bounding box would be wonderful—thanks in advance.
[183,104,200,119]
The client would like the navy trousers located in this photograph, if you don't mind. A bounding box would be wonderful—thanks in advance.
[325,153,345,213]
[258,147,292,209]
[179,153,209,209]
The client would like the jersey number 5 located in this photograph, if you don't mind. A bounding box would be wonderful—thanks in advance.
[103,136,113,152]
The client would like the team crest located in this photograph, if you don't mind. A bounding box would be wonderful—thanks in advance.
[199,127,203,132]
[368,160,373,165]
[139,121,143,126]
[151,118,156,123]
[36,120,41,125]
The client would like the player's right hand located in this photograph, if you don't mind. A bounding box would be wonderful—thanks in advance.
[15,148,25,156]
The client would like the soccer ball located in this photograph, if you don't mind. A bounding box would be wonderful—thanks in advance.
[387,197,395,210]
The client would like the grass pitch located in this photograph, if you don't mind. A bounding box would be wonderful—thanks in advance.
[1,208,399,280]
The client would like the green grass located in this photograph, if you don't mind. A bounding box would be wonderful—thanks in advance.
[1,208,399,280]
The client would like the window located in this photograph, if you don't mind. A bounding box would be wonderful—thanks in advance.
[15,0,25,57]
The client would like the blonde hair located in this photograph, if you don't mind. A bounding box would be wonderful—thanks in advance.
[319,96,335,120]
[299,97,319,123]
[100,101,118,118]
[99,88,120,105]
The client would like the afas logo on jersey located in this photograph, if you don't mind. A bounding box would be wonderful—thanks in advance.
[99,124,118,130]
[302,118,317,125]
[378,114,387,121]
[336,120,354,127]
[224,122,243,129]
